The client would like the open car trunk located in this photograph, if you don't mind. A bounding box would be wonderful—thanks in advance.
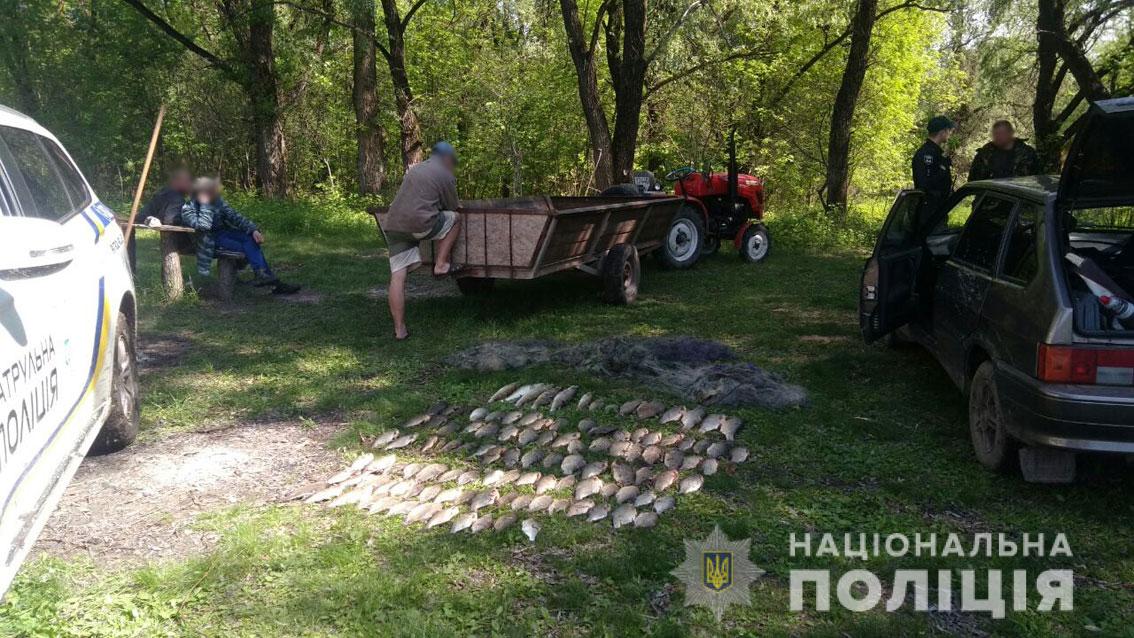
[1057,98,1134,338]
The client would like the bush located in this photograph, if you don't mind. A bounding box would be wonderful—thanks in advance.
[766,197,893,253]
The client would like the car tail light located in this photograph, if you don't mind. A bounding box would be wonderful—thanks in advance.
[1037,344,1134,385]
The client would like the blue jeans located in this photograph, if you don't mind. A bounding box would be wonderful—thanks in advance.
[215,230,271,275]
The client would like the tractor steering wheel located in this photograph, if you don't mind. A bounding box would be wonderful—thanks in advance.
[664,166,696,182]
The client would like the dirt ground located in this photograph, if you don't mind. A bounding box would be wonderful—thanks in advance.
[366,274,460,300]
[32,420,344,567]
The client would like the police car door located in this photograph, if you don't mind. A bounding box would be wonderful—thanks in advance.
[0,125,108,595]
[860,190,926,342]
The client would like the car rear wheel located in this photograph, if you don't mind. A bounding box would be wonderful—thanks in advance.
[658,206,704,269]
[968,361,1016,472]
[88,311,140,456]
[601,243,640,305]
[739,224,771,263]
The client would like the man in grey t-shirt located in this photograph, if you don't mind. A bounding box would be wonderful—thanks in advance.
[377,142,463,340]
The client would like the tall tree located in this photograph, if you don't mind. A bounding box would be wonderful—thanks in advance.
[123,0,289,196]
[560,0,742,189]
[823,0,878,215]
[1033,0,1119,169]
[352,0,387,194]
[559,0,614,189]
[380,0,427,169]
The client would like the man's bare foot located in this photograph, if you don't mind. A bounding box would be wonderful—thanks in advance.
[394,327,409,340]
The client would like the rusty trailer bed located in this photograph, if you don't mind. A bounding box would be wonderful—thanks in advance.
[418,196,682,279]
[370,195,683,304]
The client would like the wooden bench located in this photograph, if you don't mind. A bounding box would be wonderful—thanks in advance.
[123,223,248,301]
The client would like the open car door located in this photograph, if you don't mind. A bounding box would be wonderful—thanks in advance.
[860,190,926,343]
[1057,97,1134,210]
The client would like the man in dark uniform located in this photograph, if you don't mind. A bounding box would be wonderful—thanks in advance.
[912,116,956,216]
[968,120,1039,181]
[130,168,193,270]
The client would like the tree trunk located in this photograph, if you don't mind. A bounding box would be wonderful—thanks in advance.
[352,0,386,194]
[1033,0,1111,171]
[246,0,287,197]
[559,0,613,191]
[380,0,424,170]
[823,0,878,216]
[610,0,648,184]
[1033,0,1063,172]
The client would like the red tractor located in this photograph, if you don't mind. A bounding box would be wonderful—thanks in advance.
[608,134,770,269]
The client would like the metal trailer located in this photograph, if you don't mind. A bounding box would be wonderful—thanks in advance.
[371,195,684,304]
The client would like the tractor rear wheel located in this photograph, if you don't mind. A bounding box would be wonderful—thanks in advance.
[601,243,640,305]
[658,205,704,269]
[739,223,771,263]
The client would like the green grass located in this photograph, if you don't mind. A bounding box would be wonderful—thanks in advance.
[2,196,1132,637]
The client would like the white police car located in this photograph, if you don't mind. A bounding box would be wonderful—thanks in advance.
[0,105,139,596]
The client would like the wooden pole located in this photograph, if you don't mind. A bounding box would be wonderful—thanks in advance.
[123,104,166,244]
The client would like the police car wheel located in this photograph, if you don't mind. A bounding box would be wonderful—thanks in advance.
[88,312,140,456]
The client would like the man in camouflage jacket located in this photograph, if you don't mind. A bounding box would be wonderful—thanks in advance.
[968,120,1039,182]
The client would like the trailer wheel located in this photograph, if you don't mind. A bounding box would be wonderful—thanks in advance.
[739,223,771,263]
[601,244,640,305]
[657,205,704,269]
[456,277,496,296]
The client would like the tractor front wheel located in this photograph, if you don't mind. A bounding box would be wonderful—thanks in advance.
[658,206,704,269]
[739,223,771,263]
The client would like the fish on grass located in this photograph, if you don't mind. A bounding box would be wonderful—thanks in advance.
[587,504,610,522]
[577,392,593,410]
[633,511,658,528]
[612,504,637,529]
[470,489,499,511]
[494,513,518,532]
[720,416,743,440]
[654,495,675,513]
[619,400,643,416]
[385,433,418,450]
[659,406,685,424]
[679,474,704,494]
[522,519,541,541]
[567,499,594,517]
[451,512,478,533]
[560,454,586,475]
[370,430,401,449]
[635,401,665,419]
[471,515,495,534]
[491,382,521,402]
[428,506,461,529]
[528,494,553,512]
[504,384,536,403]
[549,386,578,411]
[680,407,705,430]
[730,446,750,463]
[575,477,603,500]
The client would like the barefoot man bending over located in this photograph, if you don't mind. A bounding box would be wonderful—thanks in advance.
[378,142,463,340]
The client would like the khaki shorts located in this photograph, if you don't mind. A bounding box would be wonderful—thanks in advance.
[385,210,458,273]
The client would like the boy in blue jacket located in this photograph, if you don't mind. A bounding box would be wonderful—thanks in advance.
[180,177,300,295]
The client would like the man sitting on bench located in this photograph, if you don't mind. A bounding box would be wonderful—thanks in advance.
[180,177,300,295]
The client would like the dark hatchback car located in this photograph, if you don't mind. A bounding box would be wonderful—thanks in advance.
[860,98,1134,482]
